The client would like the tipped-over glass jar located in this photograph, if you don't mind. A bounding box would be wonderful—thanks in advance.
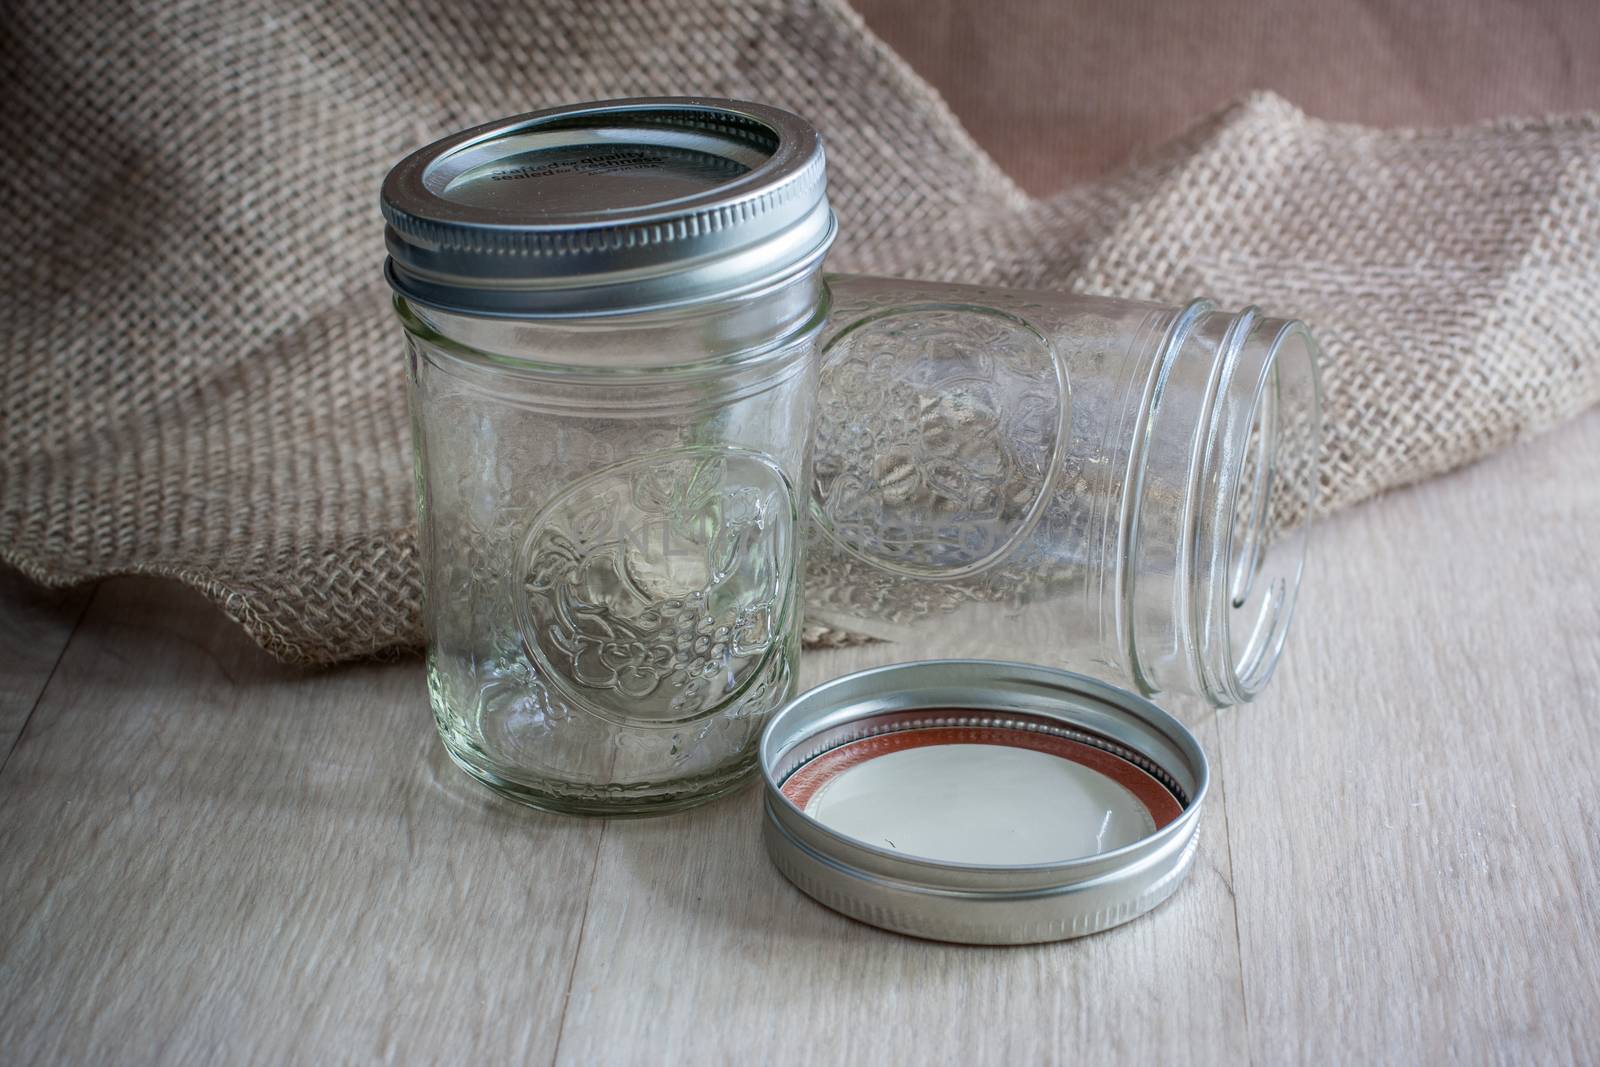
[806,275,1322,706]
[382,99,835,814]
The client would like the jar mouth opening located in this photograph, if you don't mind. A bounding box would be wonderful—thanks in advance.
[1207,319,1322,703]
[380,97,835,318]
[1122,304,1321,707]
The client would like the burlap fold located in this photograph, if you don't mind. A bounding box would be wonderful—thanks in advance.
[3,0,1597,664]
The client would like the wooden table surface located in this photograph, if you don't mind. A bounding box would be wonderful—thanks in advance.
[2,410,1597,1065]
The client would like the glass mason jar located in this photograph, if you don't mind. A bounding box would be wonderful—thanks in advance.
[806,275,1322,706]
[381,100,835,814]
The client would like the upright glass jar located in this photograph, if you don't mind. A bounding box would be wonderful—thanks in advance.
[382,100,835,814]
[806,276,1322,706]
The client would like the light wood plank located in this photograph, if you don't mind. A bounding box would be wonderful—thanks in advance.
[4,411,1597,1064]
[550,639,1248,1066]
[1221,410,1600,1063]
[0,578,602,1065]
[0,569,92,761]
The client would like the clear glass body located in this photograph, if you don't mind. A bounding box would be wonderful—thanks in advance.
[401,272,825,814]
[806,275,1322,706]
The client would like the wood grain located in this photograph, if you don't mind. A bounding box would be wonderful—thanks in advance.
[0,569,92,763]
[1,411,1597,1064]
[0,579,601,1065]
[551,706,1249,1065]
[1219,410,1600,1064]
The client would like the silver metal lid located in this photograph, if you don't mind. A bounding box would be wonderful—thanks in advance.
[759,660,1208,944]
[381,97,836,317]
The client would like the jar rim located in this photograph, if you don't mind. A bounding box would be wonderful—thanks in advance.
[1122,304,1322,706]
[1207,318,1321,702]
[381,97,836,317]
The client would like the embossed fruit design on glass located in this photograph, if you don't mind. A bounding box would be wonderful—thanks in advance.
[382,99,834,813]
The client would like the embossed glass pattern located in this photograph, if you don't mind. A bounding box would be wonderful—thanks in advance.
[807,275,1322,707]
[402,280,822,814]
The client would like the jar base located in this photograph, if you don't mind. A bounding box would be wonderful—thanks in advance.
[440,739,759,817]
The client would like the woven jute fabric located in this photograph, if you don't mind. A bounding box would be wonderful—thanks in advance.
[3,0,1598,665]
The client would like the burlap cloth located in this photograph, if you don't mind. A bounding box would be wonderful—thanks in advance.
[3,0,1598,665]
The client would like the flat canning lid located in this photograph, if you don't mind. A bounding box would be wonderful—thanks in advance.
[760,660,1209,944]
[381,97,836,317]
